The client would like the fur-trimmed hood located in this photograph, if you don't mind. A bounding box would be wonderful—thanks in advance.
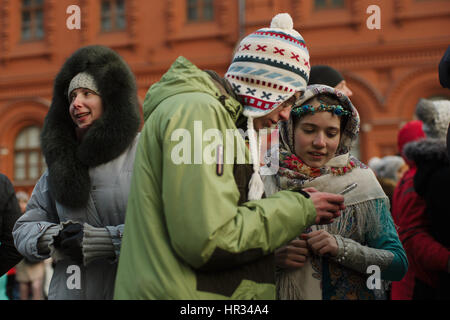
[403,138,449,168]
[41,45,141,208]
[404,138,449,197]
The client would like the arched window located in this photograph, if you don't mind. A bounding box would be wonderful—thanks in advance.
[14,126,46,182]
[187,0,214,22]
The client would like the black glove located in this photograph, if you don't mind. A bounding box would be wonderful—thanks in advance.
[53,223,84,264]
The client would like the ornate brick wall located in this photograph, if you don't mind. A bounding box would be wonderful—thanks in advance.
[0,0,449,191]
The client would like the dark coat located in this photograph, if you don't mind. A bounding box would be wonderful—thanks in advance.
[404,138,450,299]
[0,174,22,276]
[405,139,450,247]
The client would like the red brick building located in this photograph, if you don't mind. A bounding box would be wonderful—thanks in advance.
[1,0,449,193]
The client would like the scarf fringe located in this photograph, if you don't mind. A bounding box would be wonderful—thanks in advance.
[276,268,306,300]
[321,197,387,242]
[277,197,389,300]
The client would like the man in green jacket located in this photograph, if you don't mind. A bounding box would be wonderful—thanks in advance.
[114,13,344,299]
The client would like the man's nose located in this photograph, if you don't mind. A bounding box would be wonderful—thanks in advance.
[279,106,292,121]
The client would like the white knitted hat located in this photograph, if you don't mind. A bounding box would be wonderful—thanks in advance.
[68,72,99,100]
[416,98,450,140]
[225,13,310,200]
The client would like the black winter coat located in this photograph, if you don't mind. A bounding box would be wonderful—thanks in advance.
[404,138,450,299]
[0,174,22,276]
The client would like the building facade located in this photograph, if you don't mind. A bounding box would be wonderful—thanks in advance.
[0,0,449,193]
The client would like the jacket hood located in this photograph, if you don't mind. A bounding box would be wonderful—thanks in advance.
[41,45,141,208]
[143,56,243,123]
[403,138,449,168]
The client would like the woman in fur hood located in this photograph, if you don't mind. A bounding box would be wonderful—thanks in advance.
[13,45,141,299]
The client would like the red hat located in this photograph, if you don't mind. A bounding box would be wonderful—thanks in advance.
[398,120,425,163]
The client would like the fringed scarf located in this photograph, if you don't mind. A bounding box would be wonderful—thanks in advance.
[271,85,389,300]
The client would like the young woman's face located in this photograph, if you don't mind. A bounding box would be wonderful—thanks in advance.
[69,88,103,129]
[294,111,341,168]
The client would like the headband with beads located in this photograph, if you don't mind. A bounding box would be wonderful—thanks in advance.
[292,103,351,118]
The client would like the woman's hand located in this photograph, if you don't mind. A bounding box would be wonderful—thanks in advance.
[302,229,339,257]
[303,187,344,225]
[275,239,310,269]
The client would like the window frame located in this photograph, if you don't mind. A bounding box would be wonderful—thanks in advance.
[186,0,215,23]
[314,0,346,11]
[13,126,46,183]
[100,0,127,33]
[20,0,45,42]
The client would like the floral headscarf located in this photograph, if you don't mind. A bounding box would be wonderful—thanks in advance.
[269,84,366,190]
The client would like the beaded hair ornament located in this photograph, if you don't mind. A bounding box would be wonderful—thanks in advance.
[292,102,351,118]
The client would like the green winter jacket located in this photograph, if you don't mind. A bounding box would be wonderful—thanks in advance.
[114,57,317,299]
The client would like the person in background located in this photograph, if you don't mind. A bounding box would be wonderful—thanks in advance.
[402,98,450,299]
[0,173,22,300]
[390,120,426,300]
[308,65,353,98]
[368,155,407,205]
[14,191,46,300]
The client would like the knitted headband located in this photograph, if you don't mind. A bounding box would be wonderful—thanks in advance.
[68,72,100,100]
[291,101,351,118]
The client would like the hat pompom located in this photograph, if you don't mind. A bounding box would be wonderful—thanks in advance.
[270,13,294,30]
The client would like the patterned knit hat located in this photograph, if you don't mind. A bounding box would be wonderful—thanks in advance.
[415,98,450,140]
[225,13,309,200]
[225,13,309,119]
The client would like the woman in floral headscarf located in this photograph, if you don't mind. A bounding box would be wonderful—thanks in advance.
[264,84,408,300]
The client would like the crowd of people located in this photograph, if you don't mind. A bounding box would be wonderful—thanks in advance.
[0,12,449,300]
